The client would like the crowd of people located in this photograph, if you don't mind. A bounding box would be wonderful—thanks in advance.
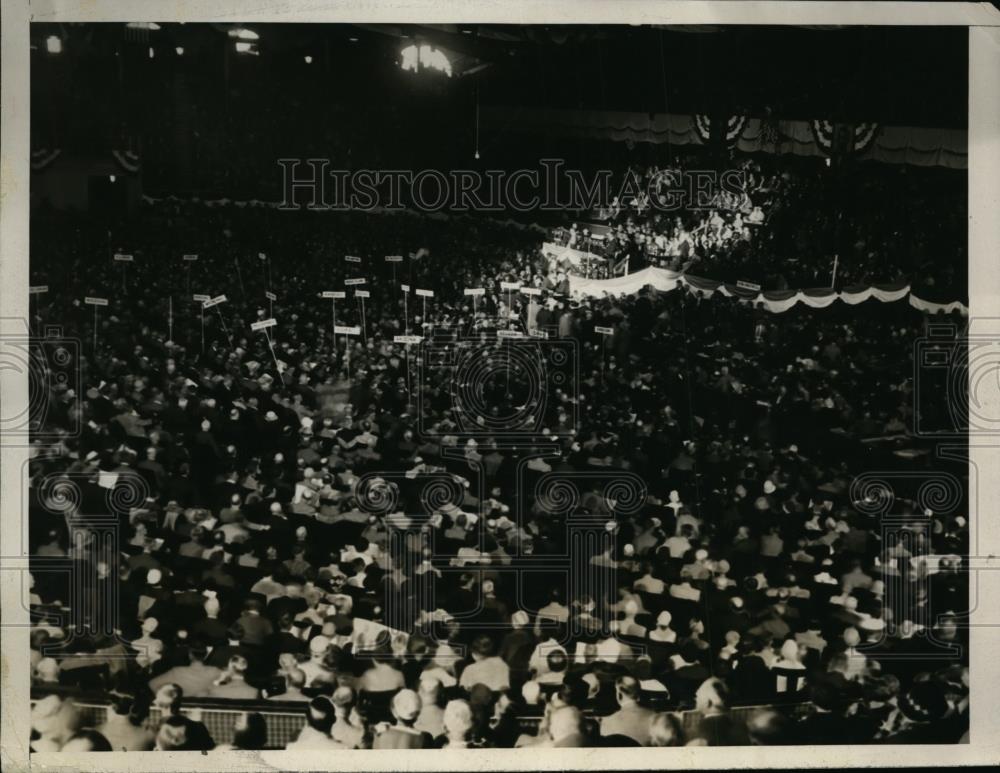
[553,154,966,299]
[27,198,969,751]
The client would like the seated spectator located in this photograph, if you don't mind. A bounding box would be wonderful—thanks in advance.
[648,712,685,747]
[372,689,431,749]
[460,635,511,693]
[600,676,657,745]
[207,655,260,700]
[286,697,342,750]
[149,641,222,698]
[97,692,155,751]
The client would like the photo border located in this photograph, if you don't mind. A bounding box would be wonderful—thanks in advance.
[3,2,999,771]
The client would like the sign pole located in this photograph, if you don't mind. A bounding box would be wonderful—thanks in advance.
[594,326,615,385]
[217,308,233,348]
[359,296,367,344]
[168,296,173,342]
[831,254,839,289]
[404,292,409,334]
[264,328,282,379]
[201,306,205,352]
[86,297,109,350]
[235,256,246,300]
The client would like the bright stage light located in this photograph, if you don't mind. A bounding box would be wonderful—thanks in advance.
[400,44,452,77]
[304,55,313,64]
[46,36,62,54]
[175,46,184,56]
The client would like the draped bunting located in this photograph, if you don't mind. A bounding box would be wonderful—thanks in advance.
[553,245,966,315]
[482,107,966,169]
[141,194,551,234]
[111,150,141,173]
[30,149,61,171]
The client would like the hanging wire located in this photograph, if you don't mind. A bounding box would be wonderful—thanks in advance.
[658,29,671,163]
[474,82,480,160]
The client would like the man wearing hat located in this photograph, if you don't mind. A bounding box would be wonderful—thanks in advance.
[372,689,432,749]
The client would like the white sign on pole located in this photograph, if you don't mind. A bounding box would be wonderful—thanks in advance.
[530,329,549,339]
[594,326,615,335]
[464,288,486,296]
[203,294,228,309]
[265,291,277,301]
[520,287,542,296]
[29,285,49,294]
[193,294,211,302]
[321,291,346,299]
[345,278,367,286]
[345,255,362,264]
[113,254,134,262]
[385,255,403,263]
[183,254,199,262]
[334,325,361,336]
[401,284,411,292]
[500,281,521,291]
[355,290,371,298]
[394,335,423,345]
[416,289,434,298]
[84,297,109,306]
[251,319,278,331]
[497,330,525,339]
[736,280,762,292]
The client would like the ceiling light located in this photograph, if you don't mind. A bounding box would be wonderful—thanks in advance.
[400,44,452,77]
[304,55,313,64]
[175,46,184,56]
[46,35,62,54]
[228,28,259,41]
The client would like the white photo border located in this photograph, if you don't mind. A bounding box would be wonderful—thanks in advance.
[3,2,999,771]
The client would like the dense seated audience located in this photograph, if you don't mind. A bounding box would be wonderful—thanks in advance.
[27,200,969,750]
